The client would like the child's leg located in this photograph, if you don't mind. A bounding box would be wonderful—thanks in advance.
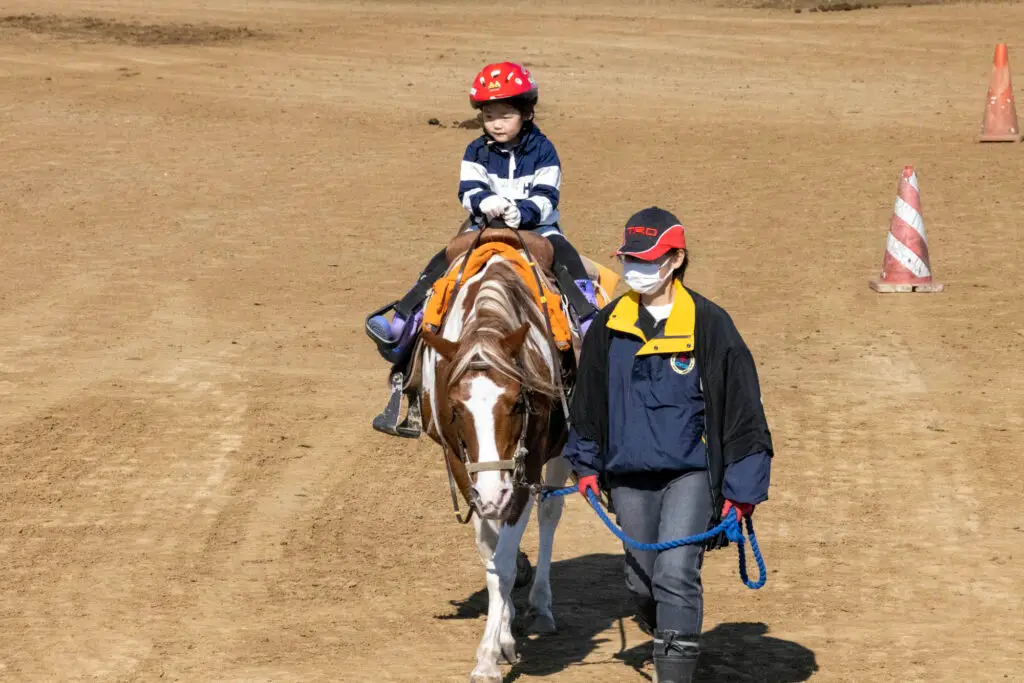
[534,228,599,329]
[545,233,592,284]
[368,247,447,368]
[394,248,449,320]
[368,247,449,437]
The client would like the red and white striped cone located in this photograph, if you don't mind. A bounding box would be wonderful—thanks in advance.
[869,166,944,293]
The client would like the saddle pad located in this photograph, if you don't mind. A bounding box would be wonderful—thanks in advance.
[421,242,573,351]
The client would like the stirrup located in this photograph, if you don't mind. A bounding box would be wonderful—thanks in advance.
[396,392,422,438]
[371,372,422,439]
[372,372,405,436]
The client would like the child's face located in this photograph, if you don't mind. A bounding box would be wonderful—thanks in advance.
[480,102,525,144]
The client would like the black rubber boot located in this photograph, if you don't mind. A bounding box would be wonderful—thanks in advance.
[653,630,699,683]
[394,249,450,319]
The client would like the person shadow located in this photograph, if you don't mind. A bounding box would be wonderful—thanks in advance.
[436,553,818,682]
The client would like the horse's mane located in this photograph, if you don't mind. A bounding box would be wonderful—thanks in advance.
[446,259,559,399]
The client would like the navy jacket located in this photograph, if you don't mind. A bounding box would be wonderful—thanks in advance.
[563,283,774,520]
[457,123,561,229]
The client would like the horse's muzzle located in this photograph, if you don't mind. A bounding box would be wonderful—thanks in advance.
[469,482,514,520]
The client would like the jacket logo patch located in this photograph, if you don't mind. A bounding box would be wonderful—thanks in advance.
[670,352,695,376]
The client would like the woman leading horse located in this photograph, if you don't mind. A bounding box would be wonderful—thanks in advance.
[563,206,775,683]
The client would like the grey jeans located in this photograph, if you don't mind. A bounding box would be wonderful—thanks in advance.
[609,469,714,635]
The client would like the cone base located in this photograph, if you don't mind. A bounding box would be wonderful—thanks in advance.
[979,132,1022,142]
[869,279,944,293]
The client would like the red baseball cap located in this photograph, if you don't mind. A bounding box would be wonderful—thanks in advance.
[614,207,687,261]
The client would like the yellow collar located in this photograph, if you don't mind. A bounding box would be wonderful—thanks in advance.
[606,281,695,356]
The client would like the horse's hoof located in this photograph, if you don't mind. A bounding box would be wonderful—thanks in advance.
[513,550,533,589]
[469,673,503,683]
[498,642,520,665]
[526,612,558,636]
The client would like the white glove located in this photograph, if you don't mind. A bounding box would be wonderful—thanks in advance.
[478,195,510,220]
[502,201,522,228]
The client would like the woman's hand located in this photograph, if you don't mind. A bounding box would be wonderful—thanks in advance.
[723,500,754,521]
[578,474,599,498]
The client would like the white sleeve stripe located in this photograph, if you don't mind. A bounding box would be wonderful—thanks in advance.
[528,196,553,221]
[460,160,490,182]
[532,165,562,189]
[462,187,485,210]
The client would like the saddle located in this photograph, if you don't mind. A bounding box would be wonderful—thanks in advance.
[378,223,620,441]
[422,230,573,352]
[449,222,617,306]
[445,228,554,272]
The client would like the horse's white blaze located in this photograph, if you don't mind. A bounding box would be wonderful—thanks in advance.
[465,375,507,510]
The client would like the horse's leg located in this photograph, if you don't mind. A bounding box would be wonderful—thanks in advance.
[471,497,534,683]
[526,455,570,635]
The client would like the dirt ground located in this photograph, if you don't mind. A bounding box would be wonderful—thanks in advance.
[2,1,1023,681]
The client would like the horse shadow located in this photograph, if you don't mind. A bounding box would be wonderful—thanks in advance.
[436,553,818,682]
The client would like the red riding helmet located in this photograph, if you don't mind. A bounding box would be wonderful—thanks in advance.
[469,62,538,109]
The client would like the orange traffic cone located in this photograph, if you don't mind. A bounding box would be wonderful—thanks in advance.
[869,166,944,293]
[979,43,1022,142]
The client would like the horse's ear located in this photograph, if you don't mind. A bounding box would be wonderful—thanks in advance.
[422,328,460,361]
[501,323,530,356]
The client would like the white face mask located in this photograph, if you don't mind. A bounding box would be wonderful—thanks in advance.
[622,257,672,294]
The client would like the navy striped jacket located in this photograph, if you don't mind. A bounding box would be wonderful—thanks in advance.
[458,123,562,229]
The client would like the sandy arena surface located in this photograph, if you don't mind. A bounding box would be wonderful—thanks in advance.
[2,1,1023,681]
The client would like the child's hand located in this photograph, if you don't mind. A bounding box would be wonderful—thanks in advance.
[502,202,521,228]
[479,195,510,220]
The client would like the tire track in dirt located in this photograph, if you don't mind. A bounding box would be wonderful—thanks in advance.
[764,288,1021,676]
[0,278,258,680]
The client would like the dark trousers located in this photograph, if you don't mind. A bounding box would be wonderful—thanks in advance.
[544,232,591,283]
[609,470,714,635]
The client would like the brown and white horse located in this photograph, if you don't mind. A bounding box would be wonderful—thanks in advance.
[418,242,573,683]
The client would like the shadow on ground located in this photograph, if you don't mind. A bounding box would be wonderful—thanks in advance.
[437,553,818,682]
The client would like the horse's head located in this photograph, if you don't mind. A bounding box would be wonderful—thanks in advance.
[422,323,535,521]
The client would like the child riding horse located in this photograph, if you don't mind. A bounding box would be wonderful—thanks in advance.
[365,62,597,436]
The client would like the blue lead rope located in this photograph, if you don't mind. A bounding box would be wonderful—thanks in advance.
[541,485,767,590]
